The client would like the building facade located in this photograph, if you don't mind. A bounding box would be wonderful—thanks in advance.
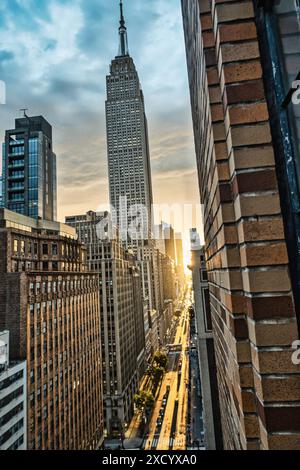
[105,2,160,358]
[65,211,145,436]
[0,176,3,208]
[0,209,104,449]
[188,233,222,450]
[175,233,185,291]
[2,115,57,221]
[175,234,184,268]
[164,225,176,262]
[0,330,27,450]
[106,1,153,248]
[182,0,300,450]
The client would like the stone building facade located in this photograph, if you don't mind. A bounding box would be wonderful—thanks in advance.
[65,211,145,437]
[0,209,104,449]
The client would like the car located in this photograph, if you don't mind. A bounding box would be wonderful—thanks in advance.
[156,418,162,427]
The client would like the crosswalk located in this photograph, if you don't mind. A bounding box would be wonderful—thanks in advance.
[150,437,175,450]
[151,435,159,449]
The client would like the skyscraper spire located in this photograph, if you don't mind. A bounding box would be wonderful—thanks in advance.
[118,0,129,57]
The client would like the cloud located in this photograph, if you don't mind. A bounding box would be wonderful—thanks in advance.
[0,0,200,225]
[0,50,14,62]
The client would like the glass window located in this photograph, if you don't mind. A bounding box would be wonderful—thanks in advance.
[273,0,300,183]
[43,261,48,271]
[259,0,300,318]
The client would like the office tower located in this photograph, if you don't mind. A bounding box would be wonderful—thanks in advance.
[2,115,57,221]
[164,225,176,262]
[188,232,223,450]
[106,2,158,358]
[0,209,104,450]
[154,224,166,255]
[161,254,176,303]
[106,1,153,246]
[148,310,159,358]
[0,176,3,207]
[157,248,173,345]
[0,330,27,450]
[65,211,145,436]
[137,240,170,356]
[175,233,185,292]
[152,246,167,346]
[137,243,163,317]
[182,0,300,449]
[139,235,174,351]
[175,234,184,268]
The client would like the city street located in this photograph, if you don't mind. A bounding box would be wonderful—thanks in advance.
[143,288,202,451]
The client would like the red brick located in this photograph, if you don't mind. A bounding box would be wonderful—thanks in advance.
[228,102,269,125]
[200,13,213,31]
[232,169,278,194]
[221,41,260,63]
[240,243,288,267]
[225,80,266,105]
[246,296,295,320]
[219,21,257,43]
[223,61,262,84]
[203,31,215,48]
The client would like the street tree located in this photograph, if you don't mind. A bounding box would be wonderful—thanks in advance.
[134,390,155,412]
[153,351,168,370]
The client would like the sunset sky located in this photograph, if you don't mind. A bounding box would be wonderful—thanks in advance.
[0,0,202,251]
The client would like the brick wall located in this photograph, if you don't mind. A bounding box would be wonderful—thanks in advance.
[182,0,300,450]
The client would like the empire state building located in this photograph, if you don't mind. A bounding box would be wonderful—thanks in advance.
[105,0,153,247]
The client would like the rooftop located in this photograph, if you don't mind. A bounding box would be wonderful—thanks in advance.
[0,208,76,239]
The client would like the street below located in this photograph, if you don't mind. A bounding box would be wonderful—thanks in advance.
[142,287,204,451]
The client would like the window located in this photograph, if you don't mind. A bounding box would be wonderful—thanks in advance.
[256,0,300,326]
[13,239,18,253]
[42,261,48,271]
[0,418,24,446]
[203,288,212,332]
[42,244,48,255]
[273,1,300,183]
[52,244,58,256]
